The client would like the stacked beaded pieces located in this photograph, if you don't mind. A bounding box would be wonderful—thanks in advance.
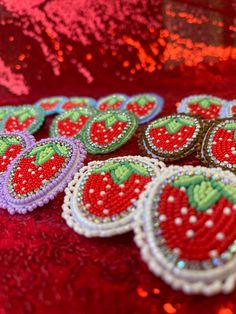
[0,105,45,134]
[177,95,225,120]
[0,131,35,209]
[139,114,204,161]
[62,156,165,237]
[95,94,128,110]
[221,100,236,118]
[50,107,97,139]
[2,138,86,214]
[35,96,68,115]
[201,118,236,171]
[123,93,164,124]
[83,109,138,154]
[134,165,236,295]
[0,106,14,123]
[58,97,96,112]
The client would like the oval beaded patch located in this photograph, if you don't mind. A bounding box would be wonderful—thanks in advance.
[58,97,96,113]
[35,96,68,115]
[221,100,236,118]
[95,94,128,111]
[0,131,35,209]
[123,93,164,124]
[83,109,138,154]
[201,118,236,171]
[0,105,45,134]
[50,107,96,139]
[139,114,203,161]
[2,138,86,214]
[62,156,165,237]
[134,165,236,295]
[177,95,225,120]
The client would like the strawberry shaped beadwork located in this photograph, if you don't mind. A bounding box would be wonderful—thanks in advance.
[62,156,165,237]
[134,165,236,295]
[95,94,128,111]
[0,131,35,209]
[58,97,96,113]
[201,118,236,171]
[0,106,14,123]
[35,96,68,115]
[139,114,204,161]
[0,105,45,134]
[2,138,86,214]
[221,100,236,118]
[50,107,97,139]
[123,93,164,124]
[82,109,138,154]
[177,94,225,120]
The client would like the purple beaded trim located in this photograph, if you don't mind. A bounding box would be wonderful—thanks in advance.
[2,138,86,214]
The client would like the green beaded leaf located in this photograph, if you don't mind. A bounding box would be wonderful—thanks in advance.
[106,96,124,106]
[188,97,221,108]
[172,175,205,187]
[213,182,236,204]
[71,98,88,104]
[28,143,69,165]
[95,112,128,128]
[35,146,55,166]
[0,137,21,156]
[14,108,36,123]
[133,96,154,106]
[52,143,69,157]
[151,116,195,134]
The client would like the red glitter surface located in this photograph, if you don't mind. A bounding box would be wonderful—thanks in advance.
[0,1,236,313]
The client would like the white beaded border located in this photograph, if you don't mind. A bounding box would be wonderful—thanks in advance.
[133,165,236,295]
[62,155,166,238]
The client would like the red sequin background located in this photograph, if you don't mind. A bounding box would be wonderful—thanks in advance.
[0,1,236,313]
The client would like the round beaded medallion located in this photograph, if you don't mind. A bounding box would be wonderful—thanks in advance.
[0,105,45,134]
[35,96,68,115]
[62,156,165,237]
[83,109,138,154]
[221,100,236,118]
[95,94,128,111]
[0,106,14,123]
[134,165,236,295]
[50,107,97,139]
[123,93,164,124]
[201,118,236,171]
[0,131,35,209]
[58,97,96,113]
[177,95,225,120]
[2,138,86,214]
[139,114,204,161]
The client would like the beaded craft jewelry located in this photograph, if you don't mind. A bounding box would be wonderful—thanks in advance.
[58,97,96,113]
[95,94,128,110]
[0,106,14,123]
[82,109,138,154]
[177,95,225,120]
[62,156,165,237]
[2,138,86,214]
[134,165,236,295]
[0,105,45,134]
[50,107,97,139]
[35,96,68,115]
[139,114,204,161]
[122,93,164,124]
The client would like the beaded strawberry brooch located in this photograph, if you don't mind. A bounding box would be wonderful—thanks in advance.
[0,106,14,123]
[2,138,86,214]
[123,93,164,124]
[35,96,67,115]
[82,109,138,154]
[139,114,204,161]
[134,165,236,295]
[0,105,45,133]
[95,94,127,110]
[58,97,96,112]
[50,107,96,139]
[177,95,225,120]
[62,156,165,237]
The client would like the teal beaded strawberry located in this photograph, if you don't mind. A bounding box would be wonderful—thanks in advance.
[0,106,44,134]
[134,166,236,295]
[83,109,138,154]
[140,114,203,161]
[50,107,96,139]
[95,94,127,110]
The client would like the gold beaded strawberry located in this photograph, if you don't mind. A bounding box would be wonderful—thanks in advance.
[140,114,203,161]
[83,109,138,154]
[59,97,96,112]
[96,94,127,110]
[50,107,96,139]
[134,166,236,295]
[178,95,224,120]
[0,106,44,134]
